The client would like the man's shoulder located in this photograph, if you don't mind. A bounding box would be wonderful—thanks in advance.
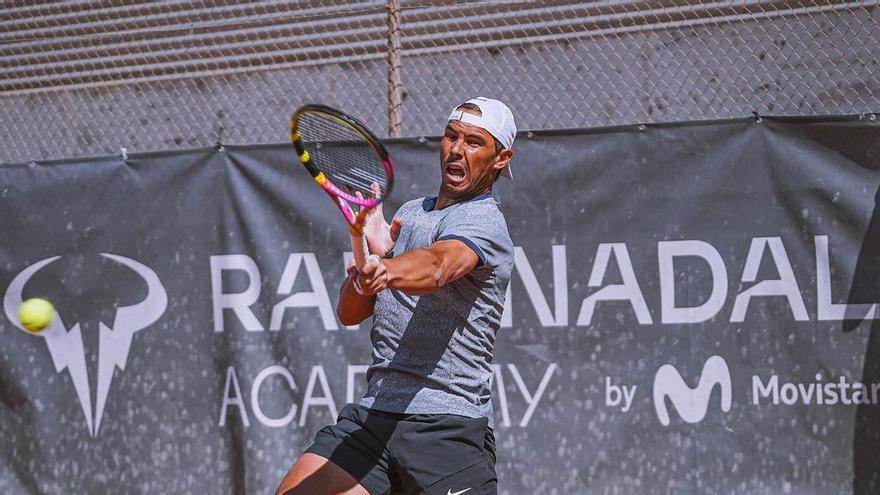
[398,194,508,226]
[453,195,508,224]
[403,197,429,207]
[461,194,503,213]
[396,197,429,217]
[440,196,513,251]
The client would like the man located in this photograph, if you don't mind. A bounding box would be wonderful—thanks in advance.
[277,97,516,495]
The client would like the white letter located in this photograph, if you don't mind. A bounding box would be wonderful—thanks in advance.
[780,383,798,405]
[797,382,816,404]
[346,365,369,404]
[839,376,852,405]
[658,240,728,324]
[509,363,557,427]
[211,255,264,332]
[853,383,867,405]
[491,364,511,427]
[653,356,731,426]
[270,253,338,331]
[502,245,568,328]
[815,235,878,321]
[731,237,808,322]
[605,376,621,407]
[824,382,840,405]
[577,243,652,326]
[251,365,298,428]
[752,375,778,405]
[622,385,637,413]
[299,365,338,426]
[219,366,250,426]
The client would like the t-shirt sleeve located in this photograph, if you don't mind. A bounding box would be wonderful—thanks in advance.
[435,203,513,268]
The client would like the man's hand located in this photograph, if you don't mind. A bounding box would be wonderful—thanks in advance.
[358,184,402,256]
[354,255,389,296]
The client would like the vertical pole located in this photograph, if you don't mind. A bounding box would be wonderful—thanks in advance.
[387,0,403,138]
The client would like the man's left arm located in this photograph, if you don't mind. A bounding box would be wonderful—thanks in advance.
[354,239,478,296]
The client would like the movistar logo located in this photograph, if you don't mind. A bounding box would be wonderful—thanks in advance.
[652,355,732,426]
[3,254,167,436]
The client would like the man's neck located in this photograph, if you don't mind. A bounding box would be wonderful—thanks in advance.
[435,188,492,210]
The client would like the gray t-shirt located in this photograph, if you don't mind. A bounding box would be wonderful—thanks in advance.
[359,192,513,426]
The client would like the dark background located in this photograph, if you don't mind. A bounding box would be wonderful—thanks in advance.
[1,117,879,494]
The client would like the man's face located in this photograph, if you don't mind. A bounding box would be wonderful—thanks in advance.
[439,117,509,201]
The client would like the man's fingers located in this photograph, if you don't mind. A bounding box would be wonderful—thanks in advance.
[354,255,386,295]
[365,254,381,270]
[352,275,366,295]
[358,254,382,275]
[354,269,378,295]
[358,263,376,278]
[355,208,368,226]
[355,275,379,296]
[346,259,358,277]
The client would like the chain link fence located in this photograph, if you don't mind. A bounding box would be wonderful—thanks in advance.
[1,1,878,164]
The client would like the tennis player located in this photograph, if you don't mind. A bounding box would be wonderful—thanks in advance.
[277,97,516,495]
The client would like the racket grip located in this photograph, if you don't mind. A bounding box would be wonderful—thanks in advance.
[351,233,370,272]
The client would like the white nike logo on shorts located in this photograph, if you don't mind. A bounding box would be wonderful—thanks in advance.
[447,489,471,495]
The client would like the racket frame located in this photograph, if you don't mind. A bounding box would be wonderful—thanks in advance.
[291,104,394,273]
[291,104,394,229]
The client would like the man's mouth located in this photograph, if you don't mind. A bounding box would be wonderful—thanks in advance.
[445,163,466,184]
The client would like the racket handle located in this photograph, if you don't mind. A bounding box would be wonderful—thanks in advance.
[351,233,370,272]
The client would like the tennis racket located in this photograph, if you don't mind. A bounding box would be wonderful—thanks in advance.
[291,104,394,272]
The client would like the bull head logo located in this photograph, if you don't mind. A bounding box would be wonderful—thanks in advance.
[3,254,167,436]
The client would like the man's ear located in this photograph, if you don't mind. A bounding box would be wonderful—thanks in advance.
[493,148,514,173]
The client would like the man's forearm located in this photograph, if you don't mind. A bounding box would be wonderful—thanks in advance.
[336,271,376,325]
[384,242,476,295]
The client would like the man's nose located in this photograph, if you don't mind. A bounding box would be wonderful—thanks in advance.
[449,139,464,156]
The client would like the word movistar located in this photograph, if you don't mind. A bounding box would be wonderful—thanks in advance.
[753,374,880,406]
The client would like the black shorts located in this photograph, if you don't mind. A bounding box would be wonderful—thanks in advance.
[305,403,497,495]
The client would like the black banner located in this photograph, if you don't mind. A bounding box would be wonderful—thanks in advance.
[2,116,880,494]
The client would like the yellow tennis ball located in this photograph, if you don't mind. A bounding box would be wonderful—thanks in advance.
[18,298,55,333]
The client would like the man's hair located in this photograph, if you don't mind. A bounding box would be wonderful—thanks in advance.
[456,103,504,154]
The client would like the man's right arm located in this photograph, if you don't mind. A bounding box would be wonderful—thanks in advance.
[337,264,376,325]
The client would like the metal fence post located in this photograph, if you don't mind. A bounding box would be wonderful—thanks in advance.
[387,0,403,138]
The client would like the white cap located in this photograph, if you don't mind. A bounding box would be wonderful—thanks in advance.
[447,96,516,179]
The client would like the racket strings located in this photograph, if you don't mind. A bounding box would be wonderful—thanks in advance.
[296,112,390,198]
